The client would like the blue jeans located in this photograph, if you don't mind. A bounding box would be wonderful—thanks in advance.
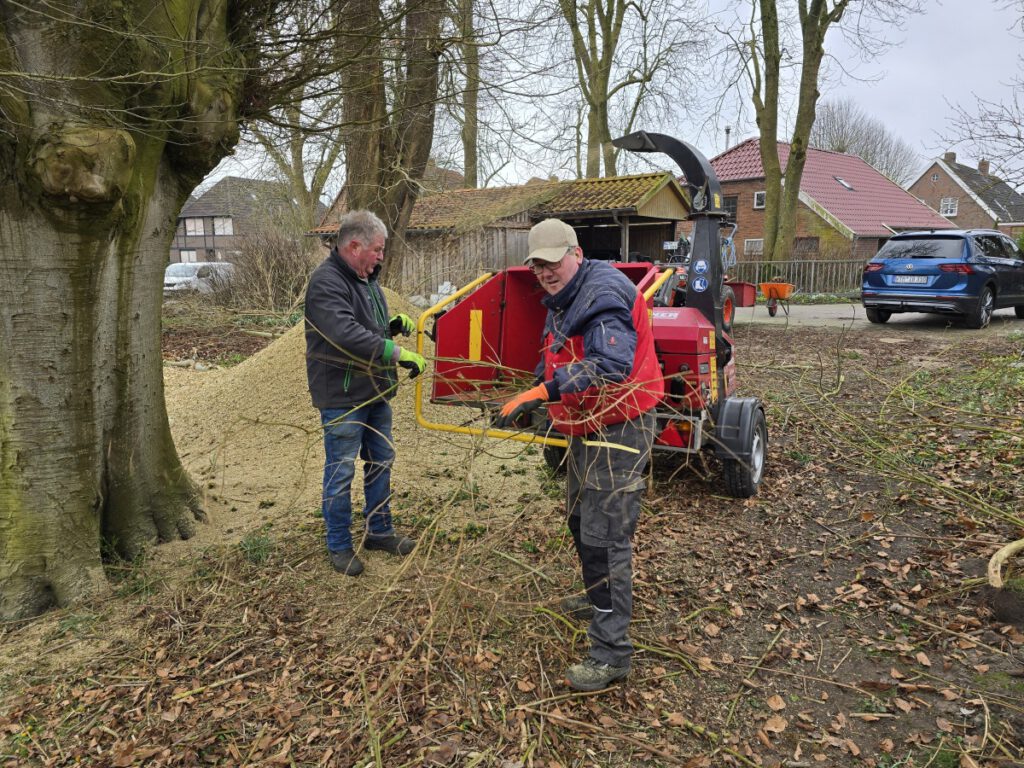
[320,401,396,552]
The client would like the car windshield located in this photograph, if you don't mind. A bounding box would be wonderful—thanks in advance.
[876,237,964,260]
[165,263,200,277]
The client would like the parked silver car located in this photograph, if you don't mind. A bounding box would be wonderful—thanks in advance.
[163,262,235,296]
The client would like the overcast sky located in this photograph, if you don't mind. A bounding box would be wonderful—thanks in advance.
[207,0,1022,195]
[708,0,1022,181]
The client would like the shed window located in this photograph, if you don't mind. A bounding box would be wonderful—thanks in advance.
[753,191,766,209]
[939,197,958,216]
[184,218,204,236]
[744,238,764,256]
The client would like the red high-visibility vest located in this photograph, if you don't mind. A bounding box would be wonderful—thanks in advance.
[544,291,663,436]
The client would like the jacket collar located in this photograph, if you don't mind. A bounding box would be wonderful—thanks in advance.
[542,258,590,311]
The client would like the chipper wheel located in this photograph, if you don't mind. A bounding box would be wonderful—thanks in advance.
[720,405,768,498]
[722,284,736,332]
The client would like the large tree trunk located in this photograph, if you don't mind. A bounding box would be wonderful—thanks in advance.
[0,1,245,619]
[753,0,782,262]
[339,0,443,287]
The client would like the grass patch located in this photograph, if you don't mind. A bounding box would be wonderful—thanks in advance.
[239,528,275,564]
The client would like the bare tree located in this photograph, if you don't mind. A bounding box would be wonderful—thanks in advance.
[733,0,922,261]
[244,1,345,228]
[943,1,1024,188]
[810,98,920,184]
[338,0,446,285]
[557,0,708,177]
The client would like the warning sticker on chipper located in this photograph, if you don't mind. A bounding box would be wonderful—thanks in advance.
[653,309,680,319]
[691,277,708,292]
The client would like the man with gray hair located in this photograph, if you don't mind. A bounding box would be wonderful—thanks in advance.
[304,210,425,575]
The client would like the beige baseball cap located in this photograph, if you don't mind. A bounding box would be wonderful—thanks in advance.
[526,218,578,264]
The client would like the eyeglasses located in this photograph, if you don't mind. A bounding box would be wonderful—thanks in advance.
[528,248,574,273]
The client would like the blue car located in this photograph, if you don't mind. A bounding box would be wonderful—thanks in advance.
[861,229,1024,328]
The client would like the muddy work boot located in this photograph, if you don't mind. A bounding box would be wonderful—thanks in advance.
[329,549,364,576]
[363,532,415,556]
[559,594,594,621]
[565,657,630,692]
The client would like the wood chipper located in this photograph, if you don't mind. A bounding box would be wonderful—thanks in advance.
[412,131,768,498]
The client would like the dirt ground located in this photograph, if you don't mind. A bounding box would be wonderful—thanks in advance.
[2,298,1023,768]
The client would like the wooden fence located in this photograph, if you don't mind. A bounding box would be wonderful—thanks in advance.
[728,259,865,296]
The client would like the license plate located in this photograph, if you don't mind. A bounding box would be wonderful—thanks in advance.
[893,275,927,285]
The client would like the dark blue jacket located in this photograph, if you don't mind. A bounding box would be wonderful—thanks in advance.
[304,249,398,409]
[535,259,639,400]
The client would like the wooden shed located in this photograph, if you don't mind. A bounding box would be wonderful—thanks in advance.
[534,172,691,262]
[313,172,690,296]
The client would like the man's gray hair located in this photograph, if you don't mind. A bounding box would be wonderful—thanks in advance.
[337,210,387,249]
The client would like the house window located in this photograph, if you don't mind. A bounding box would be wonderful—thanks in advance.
[940,197,959,216]
[722,195,738,221]
[834,176,854,191]
[184,217,204,236]
[179,249,197,263]
[744,239,764,257]
[931,173,939,182]
[213,217,233,236]
[753,191,766,209]
[794,237,819,256]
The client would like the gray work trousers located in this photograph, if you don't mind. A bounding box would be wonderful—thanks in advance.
[566,412,655,666]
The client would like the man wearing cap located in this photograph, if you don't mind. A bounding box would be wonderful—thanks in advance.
[304,210,425,576]
[495,218,664,691]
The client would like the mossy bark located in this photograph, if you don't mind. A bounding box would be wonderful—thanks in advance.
[0,0,247,619]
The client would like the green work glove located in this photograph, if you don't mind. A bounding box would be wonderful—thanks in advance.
[389,313,415,337]
[397,347,426,379]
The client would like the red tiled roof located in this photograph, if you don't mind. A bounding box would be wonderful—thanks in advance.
[712,138,952,237]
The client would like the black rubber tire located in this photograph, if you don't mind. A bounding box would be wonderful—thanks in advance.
[767,300,777,317]
[1015,305,1024,319]
[721,408,767,498]
[543,444,567,474]
[965,286,995,329]
[865,307,891,324]
[722,285,736,332]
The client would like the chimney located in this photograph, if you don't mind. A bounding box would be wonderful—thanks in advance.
[943,151,957,163]
[978,159,990,175]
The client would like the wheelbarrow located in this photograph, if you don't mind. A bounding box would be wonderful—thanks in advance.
[759,281,796,317]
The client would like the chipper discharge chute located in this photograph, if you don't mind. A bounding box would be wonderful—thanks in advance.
[413,132,768,498]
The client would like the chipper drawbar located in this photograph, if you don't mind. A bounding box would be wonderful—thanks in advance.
[412,132,768,498]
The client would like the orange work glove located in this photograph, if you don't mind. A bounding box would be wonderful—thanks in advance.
[495,383,549,429]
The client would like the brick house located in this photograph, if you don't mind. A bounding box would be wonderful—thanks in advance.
[708,139,953,262]
[908,153,1024,239]
[171,176,325,264]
